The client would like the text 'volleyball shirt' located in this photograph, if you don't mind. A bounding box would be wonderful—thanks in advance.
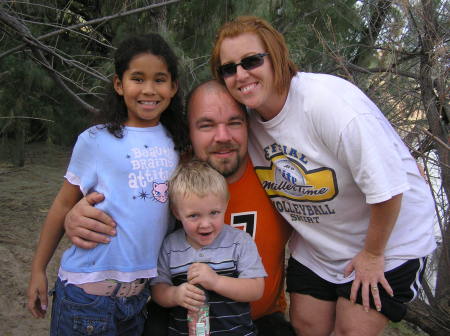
[60,125,178,284]
[248,72,436,283]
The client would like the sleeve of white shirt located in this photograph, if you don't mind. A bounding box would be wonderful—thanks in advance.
[337,113,409,204]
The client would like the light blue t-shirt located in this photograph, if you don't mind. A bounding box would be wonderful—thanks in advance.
[60,125,178,282]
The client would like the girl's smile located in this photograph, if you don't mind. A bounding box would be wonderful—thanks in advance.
[114,53,178,127]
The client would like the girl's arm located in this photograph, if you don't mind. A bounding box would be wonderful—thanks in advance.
[27,180,82,317]
[188,263,264,302]
[31,180,83,273]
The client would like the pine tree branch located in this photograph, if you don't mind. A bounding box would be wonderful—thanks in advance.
[0,0,181,60]
[0,8,98,113]
[341,61,419,79]
[351,0,392,66]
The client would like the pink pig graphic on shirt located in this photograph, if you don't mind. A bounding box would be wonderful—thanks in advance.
[152,182,168,203]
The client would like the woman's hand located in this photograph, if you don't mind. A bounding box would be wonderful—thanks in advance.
[344,249,393,312]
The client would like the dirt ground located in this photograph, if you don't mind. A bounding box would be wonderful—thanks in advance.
[0,143,71,336]
[0,143,427,335]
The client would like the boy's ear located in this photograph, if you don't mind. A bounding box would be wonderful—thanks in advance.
[170,203,180,220]
[113,74,124,96]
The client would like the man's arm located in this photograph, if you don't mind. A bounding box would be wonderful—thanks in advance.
[64,192,116,249]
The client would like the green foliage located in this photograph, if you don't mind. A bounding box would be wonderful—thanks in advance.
[275,0,361,72]
[1,0,448,333]
[0,0,446,151]
[388,321,428,336]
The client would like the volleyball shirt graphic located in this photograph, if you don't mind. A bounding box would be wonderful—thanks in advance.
[255,146,338,202]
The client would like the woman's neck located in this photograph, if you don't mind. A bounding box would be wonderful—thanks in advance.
[255,89,288,121]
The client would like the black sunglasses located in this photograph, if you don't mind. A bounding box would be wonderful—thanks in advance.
[218,53,269,78]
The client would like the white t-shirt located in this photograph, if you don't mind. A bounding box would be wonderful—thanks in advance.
[248,72,436,283]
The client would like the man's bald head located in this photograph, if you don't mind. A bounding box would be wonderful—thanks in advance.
[187,80,249,182]
[187,80,246,118]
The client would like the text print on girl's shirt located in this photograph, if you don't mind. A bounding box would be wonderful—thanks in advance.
[128,145,175,197]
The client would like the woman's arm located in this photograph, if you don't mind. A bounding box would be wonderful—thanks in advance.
[344,193,402,312]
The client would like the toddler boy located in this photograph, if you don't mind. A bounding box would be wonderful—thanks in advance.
[151,160,266,335]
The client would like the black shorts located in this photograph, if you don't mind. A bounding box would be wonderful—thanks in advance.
[286,257,426,322]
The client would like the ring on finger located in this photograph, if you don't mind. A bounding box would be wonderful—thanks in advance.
[371,285,378,293]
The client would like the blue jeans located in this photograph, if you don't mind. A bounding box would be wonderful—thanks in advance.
[50,278,149,336]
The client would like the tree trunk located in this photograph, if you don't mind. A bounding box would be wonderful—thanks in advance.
[403,1,450,333]
[13,118,25,167]
[418,0,450,294]
[351,0,392,67]
[406,290,450,336]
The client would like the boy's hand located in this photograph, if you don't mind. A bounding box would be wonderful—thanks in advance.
[174,282,206,311]
[27,271,48,318]
[188,263,218,291]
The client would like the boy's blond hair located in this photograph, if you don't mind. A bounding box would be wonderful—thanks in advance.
[169,160,229,207]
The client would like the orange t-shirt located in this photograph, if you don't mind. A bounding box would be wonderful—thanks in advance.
[225,158,292,320]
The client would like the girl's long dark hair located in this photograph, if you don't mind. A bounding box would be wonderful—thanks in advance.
[95,33,188,152]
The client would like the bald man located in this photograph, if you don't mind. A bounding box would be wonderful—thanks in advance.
[64,81,294,336]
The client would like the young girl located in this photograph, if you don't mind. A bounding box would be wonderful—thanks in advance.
[27,33,188,335]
